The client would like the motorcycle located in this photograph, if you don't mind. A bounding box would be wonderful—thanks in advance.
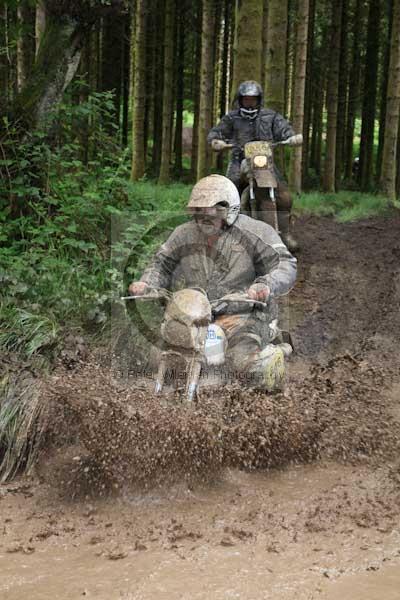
[239,135,302,232]
[122,288,291,403]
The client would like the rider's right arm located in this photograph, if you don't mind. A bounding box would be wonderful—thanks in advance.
[139,226,185,290]
[207,113,234,145]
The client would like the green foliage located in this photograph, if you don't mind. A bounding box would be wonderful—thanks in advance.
[0,92,191,357]
[294,191,392,222]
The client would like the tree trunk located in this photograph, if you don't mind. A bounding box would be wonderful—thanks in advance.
[358,0,380,191]
[197,0,216,179]
[376,0,393,183]
[335,0,348,188]
[78,36,90,164]
[231,0,263,98]
[301,0,315,187]
[323,0,342,193]
[174,1,185,175]
[121,15,130,147]
[286,0,295,120]
[261,0,269,91]
[380,0,400,200]
[15,14,83,131]
[17,1,35,92]
[128,6,136,122]
[265,0,288,173]
[265,0,288,116]
[131,0,147,180]
[151,0,165,177]
[35,0,46,56]
[344,0,363,179]
[220,0,231,117]
[144,2,156,163]
[289,0,309,194]
[217,0,232,171]
[310,6,329,178]
[158,0,175,184]
[190,3,202,180]
[0,4,10,115]
[397,116,400,198]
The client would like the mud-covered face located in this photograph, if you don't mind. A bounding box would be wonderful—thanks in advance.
[188,206,226,235]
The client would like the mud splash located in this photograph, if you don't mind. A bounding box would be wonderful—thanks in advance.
[43,347,400,497]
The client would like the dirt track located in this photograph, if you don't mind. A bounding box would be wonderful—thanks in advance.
[1,214,400,599]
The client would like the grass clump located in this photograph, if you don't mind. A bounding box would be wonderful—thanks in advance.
[0,370,47,482]
[295,191,392,222]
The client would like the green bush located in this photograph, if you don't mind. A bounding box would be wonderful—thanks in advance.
[0,92,191,358]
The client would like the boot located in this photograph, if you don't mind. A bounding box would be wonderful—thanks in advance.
[277,211,300,253]
[248,343,292,392]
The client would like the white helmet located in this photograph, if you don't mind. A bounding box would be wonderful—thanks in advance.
[187,174,240,226]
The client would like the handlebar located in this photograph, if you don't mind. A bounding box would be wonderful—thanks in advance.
[121,290,172,302]
[225,133,303,152]
[210,293,267,309]
[122,290,267,308]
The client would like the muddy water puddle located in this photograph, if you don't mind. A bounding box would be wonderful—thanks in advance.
[1,463,400,599]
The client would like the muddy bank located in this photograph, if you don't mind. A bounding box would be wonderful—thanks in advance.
[42,214,400,492]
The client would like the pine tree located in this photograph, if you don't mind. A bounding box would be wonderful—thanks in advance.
[158,0,176,183]
[231,0,263,97]
[344,0,364,179]
[131,0,147,180]
[358,0,380,191]
[265,0,288,172]
[380,0,400,200]
[323,0,343,193]
[335,0,349,188]
[289,0,310,194]
[197,0,216,179]
[265,0,288,115]
[17,0,35,92]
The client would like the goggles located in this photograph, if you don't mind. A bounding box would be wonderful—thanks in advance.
[187,205,228,219]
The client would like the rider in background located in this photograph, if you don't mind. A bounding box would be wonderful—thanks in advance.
[208,80,299,253]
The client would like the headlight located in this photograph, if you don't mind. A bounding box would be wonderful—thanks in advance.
[253,155,268,168]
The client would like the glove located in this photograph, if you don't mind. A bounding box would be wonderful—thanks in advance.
[211,139,228,152]
[128,281,149,296]
[282,134,303,146]
[247,283,270,302]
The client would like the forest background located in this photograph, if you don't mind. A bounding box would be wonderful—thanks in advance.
[0,0,400,362]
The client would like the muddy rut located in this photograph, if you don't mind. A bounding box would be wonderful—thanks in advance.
[1,214,400,600]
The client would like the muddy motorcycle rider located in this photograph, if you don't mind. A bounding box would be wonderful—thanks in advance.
[128,174,297,391]
[208,80,300,253]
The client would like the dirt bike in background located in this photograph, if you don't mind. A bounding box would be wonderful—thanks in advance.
[239,135,303,232]
[212,135,302,236]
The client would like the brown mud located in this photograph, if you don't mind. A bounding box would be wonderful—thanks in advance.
[1,214,400,599]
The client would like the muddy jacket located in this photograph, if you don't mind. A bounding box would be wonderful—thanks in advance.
[140,215,297,310]
[208,108,295,161]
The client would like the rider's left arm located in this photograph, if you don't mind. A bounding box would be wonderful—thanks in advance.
[272,112,296,143]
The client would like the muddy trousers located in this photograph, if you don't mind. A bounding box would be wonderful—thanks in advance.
[213,311,287,390]
[226,159,293,238]
[214,313,269,385]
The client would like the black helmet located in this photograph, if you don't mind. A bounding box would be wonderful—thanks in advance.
[237,80,263,119]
